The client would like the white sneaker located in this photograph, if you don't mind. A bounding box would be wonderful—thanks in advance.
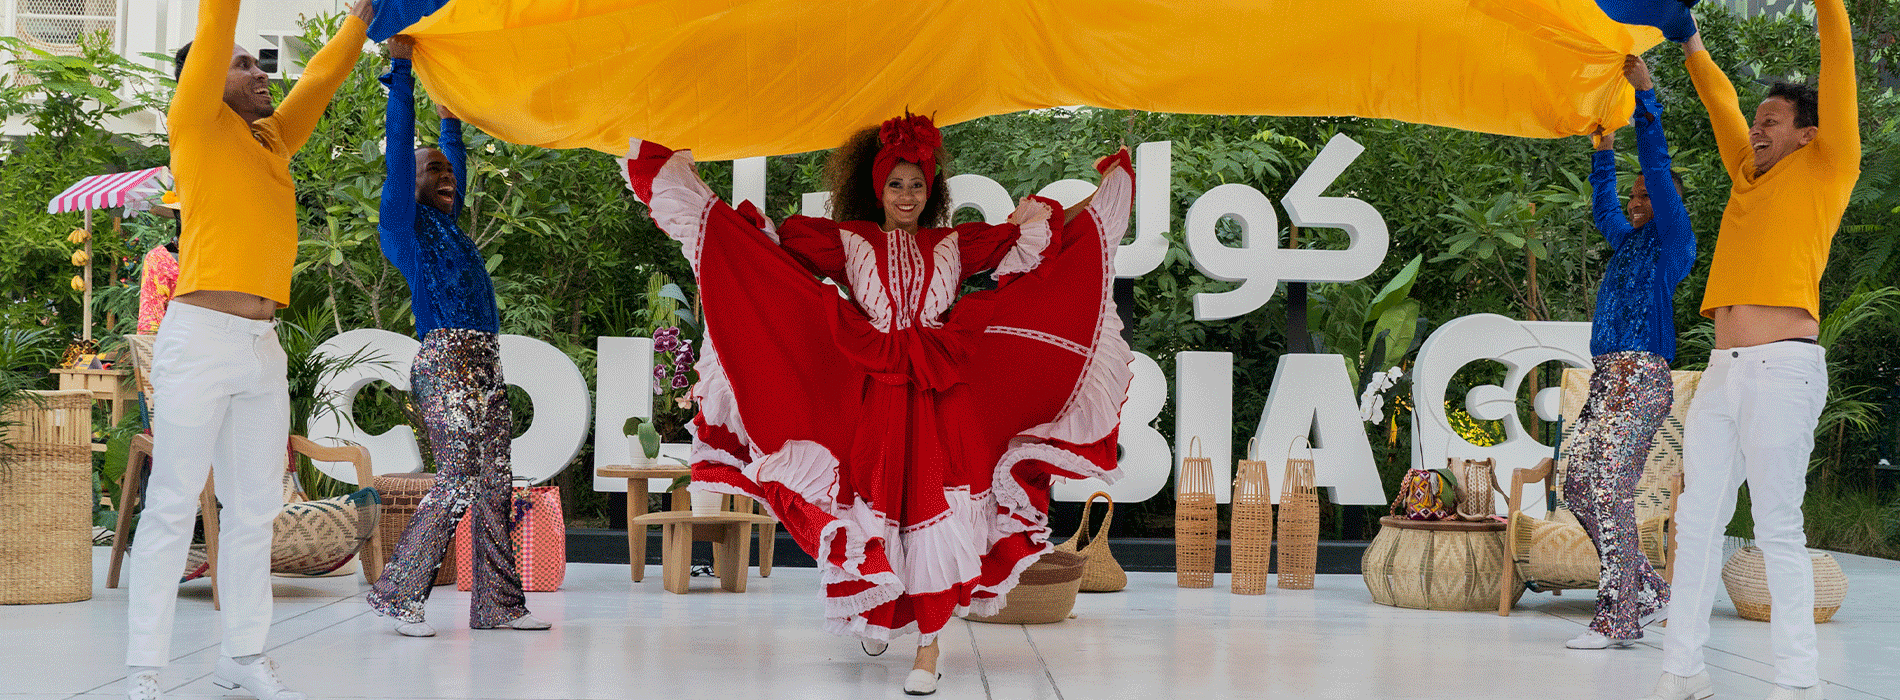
[903,669,941,696]
[1639,608,1667,629]
[126,669,162,700]
[1567,630,1639,649]
[1764,685,1824,700]
[212,656,305,700]
[499,614,551,630]
[395,620,436,637]
[1635,671,1713,700]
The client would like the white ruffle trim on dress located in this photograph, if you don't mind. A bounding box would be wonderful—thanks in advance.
[628,147,716,272]
[991,199,1055,279]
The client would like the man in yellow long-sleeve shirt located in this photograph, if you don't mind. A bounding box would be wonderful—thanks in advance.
[125,1,372,699]
[1625,1,1860,700]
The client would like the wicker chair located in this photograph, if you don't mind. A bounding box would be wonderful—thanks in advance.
[105,334,385,608]
[1497,367,1701,616]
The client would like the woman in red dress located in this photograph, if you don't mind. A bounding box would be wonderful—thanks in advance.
[621,115,1133,695]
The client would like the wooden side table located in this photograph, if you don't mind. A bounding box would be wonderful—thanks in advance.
[52,368,133,450]
[597,464,690,582]
[1363,515,1524,611]
[631,511,776,594]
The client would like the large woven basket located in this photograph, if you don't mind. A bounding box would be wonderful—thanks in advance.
[1231,439,1272,595]
[372,472,457,586]
[965,550,1086,624]
[1175,437,1216,589]
[0,391,95,604]
[1721,546,1848,623]
[1277,438,1319,590]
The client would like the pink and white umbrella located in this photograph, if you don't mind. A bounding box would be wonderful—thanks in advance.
[47,166,171,215]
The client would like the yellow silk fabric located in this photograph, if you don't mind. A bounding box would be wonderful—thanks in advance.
[402,0,1662,159]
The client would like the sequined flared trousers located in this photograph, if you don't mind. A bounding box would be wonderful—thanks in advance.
[367,328,527,628]
[1561,351,1672,640]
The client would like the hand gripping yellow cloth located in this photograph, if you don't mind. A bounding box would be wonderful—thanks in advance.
[399,0,1662,159]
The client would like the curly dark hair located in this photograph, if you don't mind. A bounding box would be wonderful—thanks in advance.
[1766,81,1820,130]
[823,125,951,227]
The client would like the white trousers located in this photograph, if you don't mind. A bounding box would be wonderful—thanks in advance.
[126,303,290,667]
[1662,341,1826,688]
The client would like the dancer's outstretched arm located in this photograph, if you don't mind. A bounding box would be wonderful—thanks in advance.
[1623,56,1696,285]
[377,41,419,284]
[1590,127,1633,251]
[273,0,372,154]
[1811,0,1859,171]
[621,139,845,278]
[438,103,467,218]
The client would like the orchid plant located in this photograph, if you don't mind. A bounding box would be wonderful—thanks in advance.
[651,324,696,411]
[638,271,700,441]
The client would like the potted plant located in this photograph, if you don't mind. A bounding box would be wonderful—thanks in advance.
[623,415,661,467]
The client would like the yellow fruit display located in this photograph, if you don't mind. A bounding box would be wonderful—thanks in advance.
[70,275,85,291]
[67,228,90,244]
[70,249,91,266]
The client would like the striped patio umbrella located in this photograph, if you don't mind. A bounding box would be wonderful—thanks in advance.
[46,166,171,215]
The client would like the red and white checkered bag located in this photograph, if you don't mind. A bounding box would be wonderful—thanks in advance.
[455,484,565,592]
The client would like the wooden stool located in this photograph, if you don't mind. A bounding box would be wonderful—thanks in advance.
[597,465,779,583]
[597,464,690,582]
[1363,516,1523,611]
[631,511,776,594]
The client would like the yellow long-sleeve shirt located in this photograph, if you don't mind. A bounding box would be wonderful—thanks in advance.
[1688,0,1859,321]
[170,2,367,307]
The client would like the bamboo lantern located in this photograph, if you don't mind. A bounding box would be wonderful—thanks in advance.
[1231,438,1273,595]
[1175,436,1217,588]
[1277,437,1319,590]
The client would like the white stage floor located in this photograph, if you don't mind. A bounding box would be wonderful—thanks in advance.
[2,547,1895,699]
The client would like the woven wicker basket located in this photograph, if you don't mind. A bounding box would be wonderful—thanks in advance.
[1721,546,1848,623]
[1175,437,1217,589]
[1231,438,1272,595]
[372,472,457,586]
[1053,491,1126,592]
[965,550,1086,624]
[1364,516,1518,610]
[1277,437,1319,590]
[0,391,95,604]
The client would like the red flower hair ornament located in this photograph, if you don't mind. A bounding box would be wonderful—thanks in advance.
[870,113,942,198]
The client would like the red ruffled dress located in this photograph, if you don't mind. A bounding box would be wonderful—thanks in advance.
[621,140,1134,644]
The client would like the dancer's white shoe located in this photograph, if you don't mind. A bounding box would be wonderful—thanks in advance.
[125,668,162,700]
[903,669,940,696]
[1634,671,1713,700]
[212,656,305,700]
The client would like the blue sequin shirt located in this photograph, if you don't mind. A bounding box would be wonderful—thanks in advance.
[379,60,500,339]
[1589,89,1696,361]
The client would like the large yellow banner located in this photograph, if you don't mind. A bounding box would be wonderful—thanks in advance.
[401,0,1662,159]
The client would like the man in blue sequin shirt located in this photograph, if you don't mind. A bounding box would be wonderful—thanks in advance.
[1562,54,1696,651]
[365,36,549,637]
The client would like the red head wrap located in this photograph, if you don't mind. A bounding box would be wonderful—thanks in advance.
[870,113,942,199]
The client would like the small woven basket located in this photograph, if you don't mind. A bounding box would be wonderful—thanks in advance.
[1231,438,1273,595]
[965,550,1086,624]
[372,472,457,586]
[1175,437,1217,589]
[0,391,95,604]
[1721,546,1848,623]
[1053,491,1127,592]
[1277,437,1319,590]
